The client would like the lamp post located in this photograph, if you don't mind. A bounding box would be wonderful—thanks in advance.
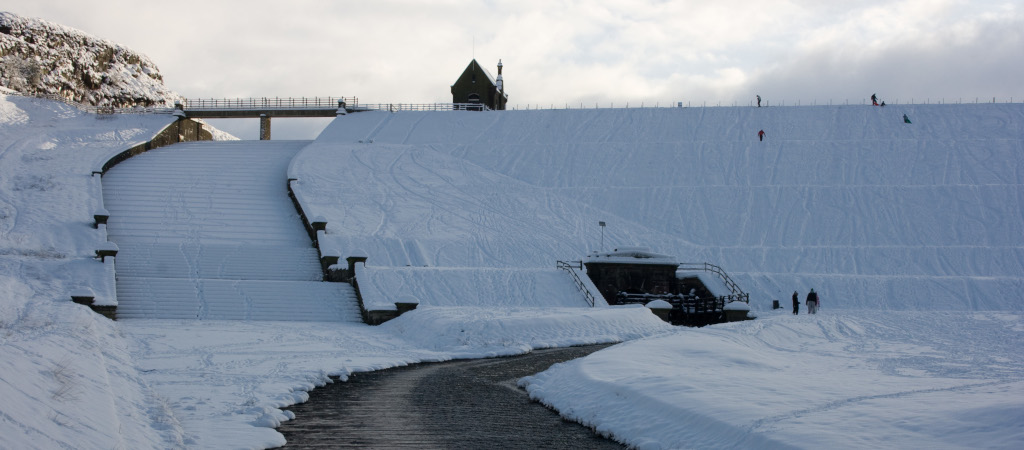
[599,221,606,252]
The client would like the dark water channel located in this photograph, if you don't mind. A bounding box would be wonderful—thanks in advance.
[276,344,625,449]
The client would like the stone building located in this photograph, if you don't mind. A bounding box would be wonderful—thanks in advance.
[583,247,681,303]
[450,59,507,110]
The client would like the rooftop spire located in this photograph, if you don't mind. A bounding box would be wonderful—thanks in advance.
[496,59,503,92]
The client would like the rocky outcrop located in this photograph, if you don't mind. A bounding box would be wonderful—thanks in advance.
[0,11,181,107]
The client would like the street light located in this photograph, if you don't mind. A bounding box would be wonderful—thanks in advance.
[599,221,606,252]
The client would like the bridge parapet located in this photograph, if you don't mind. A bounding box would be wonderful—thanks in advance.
[180,96,357,111]
[176,97,356,119]
[177,98,492,114]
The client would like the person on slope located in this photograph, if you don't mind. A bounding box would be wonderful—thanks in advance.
[757,95,762,107]
[792,291,800,315]
[903,114,912,124]
[758,129,766,142]
[806,289,820,314]
[871,93,879,106]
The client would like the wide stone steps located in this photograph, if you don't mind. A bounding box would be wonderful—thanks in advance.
[102,140,361,322]
[113,243,323,281]
[103,141,312,248]
[116,277,362,322]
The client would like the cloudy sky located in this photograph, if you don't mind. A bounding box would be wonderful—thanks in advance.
[3,1,1022,135]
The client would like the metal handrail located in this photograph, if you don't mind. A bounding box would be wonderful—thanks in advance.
[616,291,730,312]
[178,99,491,113]
[677,262,749,303]
[556,260,595,307]
[350,103,492,112]
[180,96,356,110]
[14,92,174,114]
[18,92,496,115]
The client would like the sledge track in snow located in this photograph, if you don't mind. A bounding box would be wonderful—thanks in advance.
[102,140,361,322]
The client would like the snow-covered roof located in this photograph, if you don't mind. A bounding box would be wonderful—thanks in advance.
[472,59,499,87]
[585,247,678,265]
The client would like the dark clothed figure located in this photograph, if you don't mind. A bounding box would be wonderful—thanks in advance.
[871,93,879,106]
[758,129,766,141]
[792,291,799,315]
[757,95,761,107]
[806,289,820,314]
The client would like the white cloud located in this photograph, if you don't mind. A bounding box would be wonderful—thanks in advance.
[740,1,1024,104]
[2,0,1020,107]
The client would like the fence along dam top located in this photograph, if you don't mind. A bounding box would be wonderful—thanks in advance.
[173,97,496,118]
[174,97,356,118]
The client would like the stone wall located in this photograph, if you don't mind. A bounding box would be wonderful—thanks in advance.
[100,117,212,173]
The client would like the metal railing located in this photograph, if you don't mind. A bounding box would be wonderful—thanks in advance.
[98,106,174,114]
[16,93,174,114]
[13,91,1022,117]
[179,96,356,110]
[12,92,496,115]
[677,262,749,303]
[350,103,492,112]
[509,96,1023,110]
[617,292,730,312]
[556,260,596,307]
[176,98,492,113]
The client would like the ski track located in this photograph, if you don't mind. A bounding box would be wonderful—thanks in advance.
[749,379,1015,433]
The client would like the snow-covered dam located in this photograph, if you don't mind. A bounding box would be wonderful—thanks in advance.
[101,140,362,321]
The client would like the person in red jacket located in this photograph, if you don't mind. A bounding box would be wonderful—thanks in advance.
[758,129,766,141]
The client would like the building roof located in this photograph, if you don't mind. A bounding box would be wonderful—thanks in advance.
[584,247,678,265]
[454,59,499,88]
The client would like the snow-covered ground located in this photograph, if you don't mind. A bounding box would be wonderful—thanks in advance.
[0,93,181,448]
[1,91,1022,449]
[298,106,1024,311]
[522,310,1024,449]
[120,307,669,448]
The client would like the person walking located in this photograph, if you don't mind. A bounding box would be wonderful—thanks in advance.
[871,93,879,106]
[757,95,762,107]
[758,129,766,141]
[806,289,819,314]
[792,291,799,315]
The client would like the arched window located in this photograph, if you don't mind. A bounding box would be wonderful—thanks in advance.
[467,93,481,103]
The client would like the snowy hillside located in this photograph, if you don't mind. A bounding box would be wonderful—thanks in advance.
[0,11,180,107]
[1,91,1022,449]
[293,104,1024,311]
[0,94,181,448]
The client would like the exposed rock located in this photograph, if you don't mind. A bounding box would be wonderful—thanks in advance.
[0,11,181,107]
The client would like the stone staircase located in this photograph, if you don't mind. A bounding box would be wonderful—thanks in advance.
[112,243,322,281]
[102,140,361,322]
[115,278,360,321]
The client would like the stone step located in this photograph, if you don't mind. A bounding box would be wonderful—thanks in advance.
[102,141,359,322]
[116,277,362,322]
[113,243,323,281]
